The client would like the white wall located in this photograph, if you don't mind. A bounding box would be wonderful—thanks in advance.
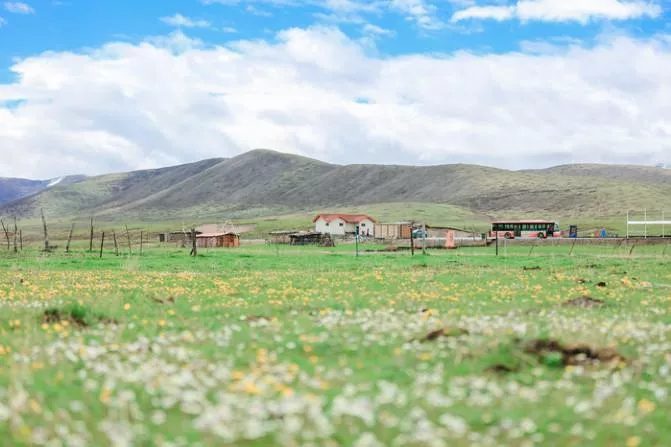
[315,217,347,235]
[358,219,375,236]
[316,217,376,236]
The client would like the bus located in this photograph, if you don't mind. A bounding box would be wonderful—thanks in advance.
[490,220,560,239]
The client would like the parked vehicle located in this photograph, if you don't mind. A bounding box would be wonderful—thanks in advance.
[490,220,561,239]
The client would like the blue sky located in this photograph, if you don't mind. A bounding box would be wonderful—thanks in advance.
[0,0,670,178]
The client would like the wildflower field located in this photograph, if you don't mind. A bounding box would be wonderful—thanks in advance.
[0,244,670,446]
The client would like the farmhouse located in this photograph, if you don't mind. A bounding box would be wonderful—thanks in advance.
[196,232,240,248]
[313,214,377,236]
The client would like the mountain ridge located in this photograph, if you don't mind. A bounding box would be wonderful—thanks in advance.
[1,150,669,221]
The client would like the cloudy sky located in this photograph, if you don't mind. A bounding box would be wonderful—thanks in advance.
[0,0,670,178]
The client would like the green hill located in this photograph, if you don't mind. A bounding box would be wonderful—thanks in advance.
[1,150,669,226]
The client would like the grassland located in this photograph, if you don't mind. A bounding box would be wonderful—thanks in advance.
[1,242,670,446]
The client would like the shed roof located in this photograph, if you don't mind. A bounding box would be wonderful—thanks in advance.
[313,214,377,224]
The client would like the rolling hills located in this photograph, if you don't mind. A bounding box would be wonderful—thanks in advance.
[0,175,86,206]
[1,150,669,226]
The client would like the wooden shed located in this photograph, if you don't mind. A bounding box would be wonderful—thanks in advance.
[268,231,298,245]
[196,232,240,248]
[374,223,412,240]
[289,232,335,247]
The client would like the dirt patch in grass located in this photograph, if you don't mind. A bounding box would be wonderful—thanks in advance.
[524,338,625,367]
[420,327,469,342]
[523,266,542,271]
[151,296,176,305]
[563,296,605,308]
[43,305,117,328]
[486,364,519,374]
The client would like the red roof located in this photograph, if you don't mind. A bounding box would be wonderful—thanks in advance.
[313,214,377,224]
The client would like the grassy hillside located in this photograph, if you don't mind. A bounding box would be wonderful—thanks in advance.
[0,178,46,205]
[1,159,223,219]
[0,175,87,206]
[525,164,671,185]
[1,150,670,226]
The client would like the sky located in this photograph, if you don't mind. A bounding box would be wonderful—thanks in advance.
[0,0,670,179]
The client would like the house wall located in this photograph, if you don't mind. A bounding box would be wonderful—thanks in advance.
[358,219,375,236]
[316,217,376,236]
[315,218,347,235]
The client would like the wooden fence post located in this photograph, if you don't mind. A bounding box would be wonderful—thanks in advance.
[190,228,197,257]
[0,219,9,250]
[89,217,94,252]
[113,230,119,256]
[125,225,132,255]
[19,230,22,251]
[100,232,105,258]
[13,217,18,253]
[41,208,50,252]
[140,231,144,256]
[66,223,75,253]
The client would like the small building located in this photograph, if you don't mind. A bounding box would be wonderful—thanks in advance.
[196,232,240,248]
[159,230,201,244]
[374,222,412,240]
[289,232,335,247]
[267,231,298,245]
[313,214,377,236]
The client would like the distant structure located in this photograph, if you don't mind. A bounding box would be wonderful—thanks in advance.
[626,210,669,238]
[196,232,240,248]
[313,214,377,236]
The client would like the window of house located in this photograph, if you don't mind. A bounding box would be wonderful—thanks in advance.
[325,223,329,226]
[361,223,366,227]
[339,223,344,227]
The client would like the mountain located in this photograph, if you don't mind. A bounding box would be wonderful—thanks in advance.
[524,164,671,185]
[0,175,86,206]
[1,150,669,222]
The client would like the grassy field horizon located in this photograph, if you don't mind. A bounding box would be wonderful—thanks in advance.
[1,244,670,445]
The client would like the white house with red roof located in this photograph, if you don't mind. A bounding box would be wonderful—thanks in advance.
[313,214,377,236]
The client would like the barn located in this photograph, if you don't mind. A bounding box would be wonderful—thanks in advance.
[196,232,240,248]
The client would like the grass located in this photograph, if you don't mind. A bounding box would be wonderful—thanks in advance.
[0,244,670,446]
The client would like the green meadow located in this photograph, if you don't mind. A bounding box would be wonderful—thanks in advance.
[0,243,670,446]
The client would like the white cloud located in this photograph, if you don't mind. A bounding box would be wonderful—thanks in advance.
[0,16,6,26]
[4,2,34,14]
[1,27,671,178]
[390,0,443,29]
[362,23,395,36]
[452,5,514,21]
[160,13,211,28]
[204,0,444,30]
[452,0,662,23]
